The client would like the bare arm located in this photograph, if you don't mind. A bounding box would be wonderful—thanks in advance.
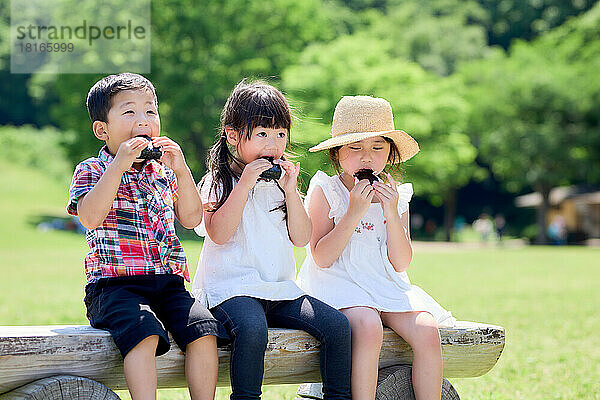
[285,189,312,246]
[373,173,412,271]
[172,166,203,229]
[77,138,147,229]
[152,137,203,229]
[203,159,271,245]
[202,183,250,245]
[277,160,311,247]
[309,181,373,268]
[384,209,412,272]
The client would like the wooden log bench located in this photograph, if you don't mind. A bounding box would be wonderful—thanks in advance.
[0,321,504,399]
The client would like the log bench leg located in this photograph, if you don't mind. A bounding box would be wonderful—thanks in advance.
[0,375,120,400]
[296,365,460,400]
[376,365,460,400]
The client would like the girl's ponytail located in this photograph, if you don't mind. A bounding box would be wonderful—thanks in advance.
[203,78,293,214]
[202,133,236,211]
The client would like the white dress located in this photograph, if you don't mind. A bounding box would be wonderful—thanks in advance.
[297,171,455,327]
[192,173,305,308]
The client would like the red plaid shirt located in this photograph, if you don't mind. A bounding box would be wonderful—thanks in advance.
[67,146,190,285]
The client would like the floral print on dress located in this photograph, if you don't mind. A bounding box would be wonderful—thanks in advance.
[355,220,375,234]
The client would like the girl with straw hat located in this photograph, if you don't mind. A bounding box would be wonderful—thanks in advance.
[297,95,455,400]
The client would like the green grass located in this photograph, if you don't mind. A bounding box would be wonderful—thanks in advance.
[1,160,599,399]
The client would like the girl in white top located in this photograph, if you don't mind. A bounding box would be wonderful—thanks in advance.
[192,79,352,400]
[297,96,455,400]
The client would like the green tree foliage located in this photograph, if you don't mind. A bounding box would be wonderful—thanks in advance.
[0,124,71,180]
[337,0,387,11]
[283,33,485,240]
[29,0,343,174]
[282,1,496,239]
[3,0,598,243]
[474,0,597,49]
[461,3,600,242]
[0,2,51,126]
[378,0,491,76]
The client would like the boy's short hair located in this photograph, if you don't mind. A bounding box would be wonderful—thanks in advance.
[86,73,158,122]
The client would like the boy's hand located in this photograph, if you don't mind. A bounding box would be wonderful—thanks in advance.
[347,179,374,219]
[113,137,148,172]
[152,136,188,175]
[274,159,300,195]
[373,172,400,219]
[238,158,272,191]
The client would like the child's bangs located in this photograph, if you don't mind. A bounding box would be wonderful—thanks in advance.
[243,94,291,139]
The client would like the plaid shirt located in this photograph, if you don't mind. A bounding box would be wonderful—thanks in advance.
[67,146,190,285]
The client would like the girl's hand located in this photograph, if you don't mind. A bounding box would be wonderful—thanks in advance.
[113,137,148,172]
[238,158,272,191]
[347,179,375,219]
[274,159,300,195]
[153,136,188,175]
[373,172,400,219]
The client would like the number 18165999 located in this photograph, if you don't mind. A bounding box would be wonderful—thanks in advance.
[15,42,74,53]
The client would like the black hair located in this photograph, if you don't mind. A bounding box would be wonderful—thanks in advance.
[328,137,404,179]
[86,73,157,122]
[203,78,292,213]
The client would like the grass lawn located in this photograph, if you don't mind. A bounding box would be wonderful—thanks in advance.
[1,160,599,399]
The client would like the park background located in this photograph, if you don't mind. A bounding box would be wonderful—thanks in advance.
[1,0,599,398]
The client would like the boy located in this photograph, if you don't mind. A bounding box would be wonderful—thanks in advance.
[67,73,225,400]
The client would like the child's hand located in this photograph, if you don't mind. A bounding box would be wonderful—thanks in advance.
[238,158,272,191]
[347,180,375,219]
[373,172,400,219]
[152,136,188,175]
[113,137,148,172]
[274,159,300,195]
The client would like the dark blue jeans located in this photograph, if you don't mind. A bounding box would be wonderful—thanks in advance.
[211,295,352,400]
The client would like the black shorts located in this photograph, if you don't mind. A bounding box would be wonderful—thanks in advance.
[84,274,228,357]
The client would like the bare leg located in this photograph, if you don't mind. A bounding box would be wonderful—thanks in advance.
[186,335,219,400]
[341,307,384,400]
[381,312,442,400]
[123,335,159,400]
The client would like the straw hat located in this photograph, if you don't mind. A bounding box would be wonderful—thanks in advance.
[309,96,419,162]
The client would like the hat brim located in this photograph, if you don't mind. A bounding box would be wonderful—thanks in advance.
[309,129,419,162]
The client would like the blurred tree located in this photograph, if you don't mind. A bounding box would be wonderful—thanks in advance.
[473,0,597,49]
[283,34,485,241]
[377,0,490,76]
[331,0,598,52]
[0,2,53,126]
[5,0,598,133]
[3,0,597,245]
[28,0,344,175]
[533,1,600,187]
[460,3,600,243]
[327,0,388,34]
[337,0,387,11]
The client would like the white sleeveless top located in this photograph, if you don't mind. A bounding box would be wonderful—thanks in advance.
[296,171,455,327]
[192,173,305,308]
